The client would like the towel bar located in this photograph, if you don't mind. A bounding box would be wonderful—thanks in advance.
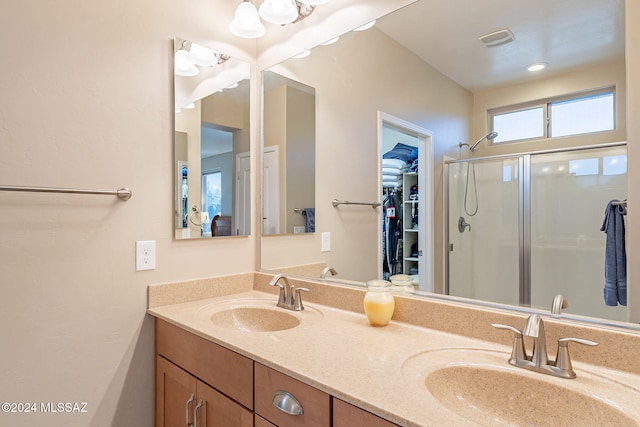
[0,185,132,201]
[332,199,381,208]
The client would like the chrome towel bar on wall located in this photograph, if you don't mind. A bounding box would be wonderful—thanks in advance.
[0,185,132,201]
[332,199,381,208]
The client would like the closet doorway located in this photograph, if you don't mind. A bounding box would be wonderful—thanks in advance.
[378,112,434,292]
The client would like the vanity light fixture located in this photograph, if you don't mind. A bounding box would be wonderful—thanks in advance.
[229,0,330,39]
[527,62,547,72]
[174,40,231,77]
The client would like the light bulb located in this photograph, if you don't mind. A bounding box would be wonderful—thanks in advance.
[187,43,216,67]
[229,2,266,38]
[259,0,298,25]
[174,50,199,77]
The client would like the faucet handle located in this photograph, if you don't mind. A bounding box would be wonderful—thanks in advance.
[555,337,598,377]
[293,288,310,311]
[491,323,527,362]
[269,280,287,306]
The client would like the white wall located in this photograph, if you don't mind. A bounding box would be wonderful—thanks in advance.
[0,1,255,426]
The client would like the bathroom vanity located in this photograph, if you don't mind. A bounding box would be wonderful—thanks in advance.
[149,273,640,426]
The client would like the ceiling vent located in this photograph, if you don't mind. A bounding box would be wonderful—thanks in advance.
[479,28,515,47]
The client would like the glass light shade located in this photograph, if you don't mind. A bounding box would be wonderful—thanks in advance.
[187,43,216,67]
[174,49,199,77]
[298,0,330,4]
[259,0,298,25]
[229,2,266,38]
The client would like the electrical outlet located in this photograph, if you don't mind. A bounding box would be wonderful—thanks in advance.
[136,240,156,271]
[321,232,331,252]
[293,226,306,234]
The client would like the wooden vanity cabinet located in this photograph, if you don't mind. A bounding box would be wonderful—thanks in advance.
[155,319,253,427]
[155,319,398,427]
[333,398,398,427]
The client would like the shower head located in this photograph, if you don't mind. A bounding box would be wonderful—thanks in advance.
[469,131,498,152]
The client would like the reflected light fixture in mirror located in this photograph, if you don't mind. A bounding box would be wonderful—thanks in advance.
[229,0,330,38]
[174,40,230,77]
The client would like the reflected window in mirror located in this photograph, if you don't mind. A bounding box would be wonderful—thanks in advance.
[173,37,251,239]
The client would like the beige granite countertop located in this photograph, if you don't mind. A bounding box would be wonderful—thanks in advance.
[148,278,640,427]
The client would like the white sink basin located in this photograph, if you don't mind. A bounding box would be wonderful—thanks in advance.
[402,348,640,426]
[196,298,323,332]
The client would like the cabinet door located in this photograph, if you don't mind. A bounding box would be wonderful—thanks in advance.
[333,398,398,427]
[195,380,253,427]
[156,355,196,427]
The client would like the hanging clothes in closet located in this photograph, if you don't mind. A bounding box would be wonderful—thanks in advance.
[382,187,403,278]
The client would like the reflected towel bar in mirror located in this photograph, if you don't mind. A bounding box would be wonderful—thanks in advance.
[0,185,132,201]
[332,199,381,208]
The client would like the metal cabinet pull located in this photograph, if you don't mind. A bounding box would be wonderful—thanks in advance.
[185,393,195,426]
[193,399,203,427]
[272,390,304,416]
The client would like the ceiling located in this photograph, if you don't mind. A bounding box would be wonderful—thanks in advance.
[376,0,625,91]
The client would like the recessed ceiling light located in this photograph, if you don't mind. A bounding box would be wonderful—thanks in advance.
[321,36,340,46]
[293,49,311,59]
[527,63,547,72]
[354,20,376,31]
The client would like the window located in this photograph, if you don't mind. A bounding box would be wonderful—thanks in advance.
[489,88,615,144]
[202,171,222,234]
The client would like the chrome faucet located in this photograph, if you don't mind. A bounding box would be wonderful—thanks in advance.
[268,274,309,311]
[492,313,598,379]
[523,314,549,367]
[551,294,568,316]
[320,266,338,279]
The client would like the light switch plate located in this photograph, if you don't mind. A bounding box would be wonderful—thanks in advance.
[321,232,331,252]
[136,240,156,271]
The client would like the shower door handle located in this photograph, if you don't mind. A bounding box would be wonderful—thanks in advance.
[458,216,471,233]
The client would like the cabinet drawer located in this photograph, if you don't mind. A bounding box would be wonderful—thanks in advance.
[333,398,398,427]
[255,363,330,427]
[155,319,253,409]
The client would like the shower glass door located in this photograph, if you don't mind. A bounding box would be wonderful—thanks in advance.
[529,146,627,321]
[447,157,521,305]
[446,145,627,322]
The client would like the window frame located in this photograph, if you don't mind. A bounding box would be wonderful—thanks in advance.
[488,87,616,145]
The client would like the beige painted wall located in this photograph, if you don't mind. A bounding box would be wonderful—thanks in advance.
[0,1,256,426]
[285,87,316,234]
[261,26,473,281]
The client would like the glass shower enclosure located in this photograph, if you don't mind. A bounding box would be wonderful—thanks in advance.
[446,144,627,322]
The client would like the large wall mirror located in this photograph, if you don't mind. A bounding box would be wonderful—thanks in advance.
[174,37,251,239]
[260,0,635,326]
